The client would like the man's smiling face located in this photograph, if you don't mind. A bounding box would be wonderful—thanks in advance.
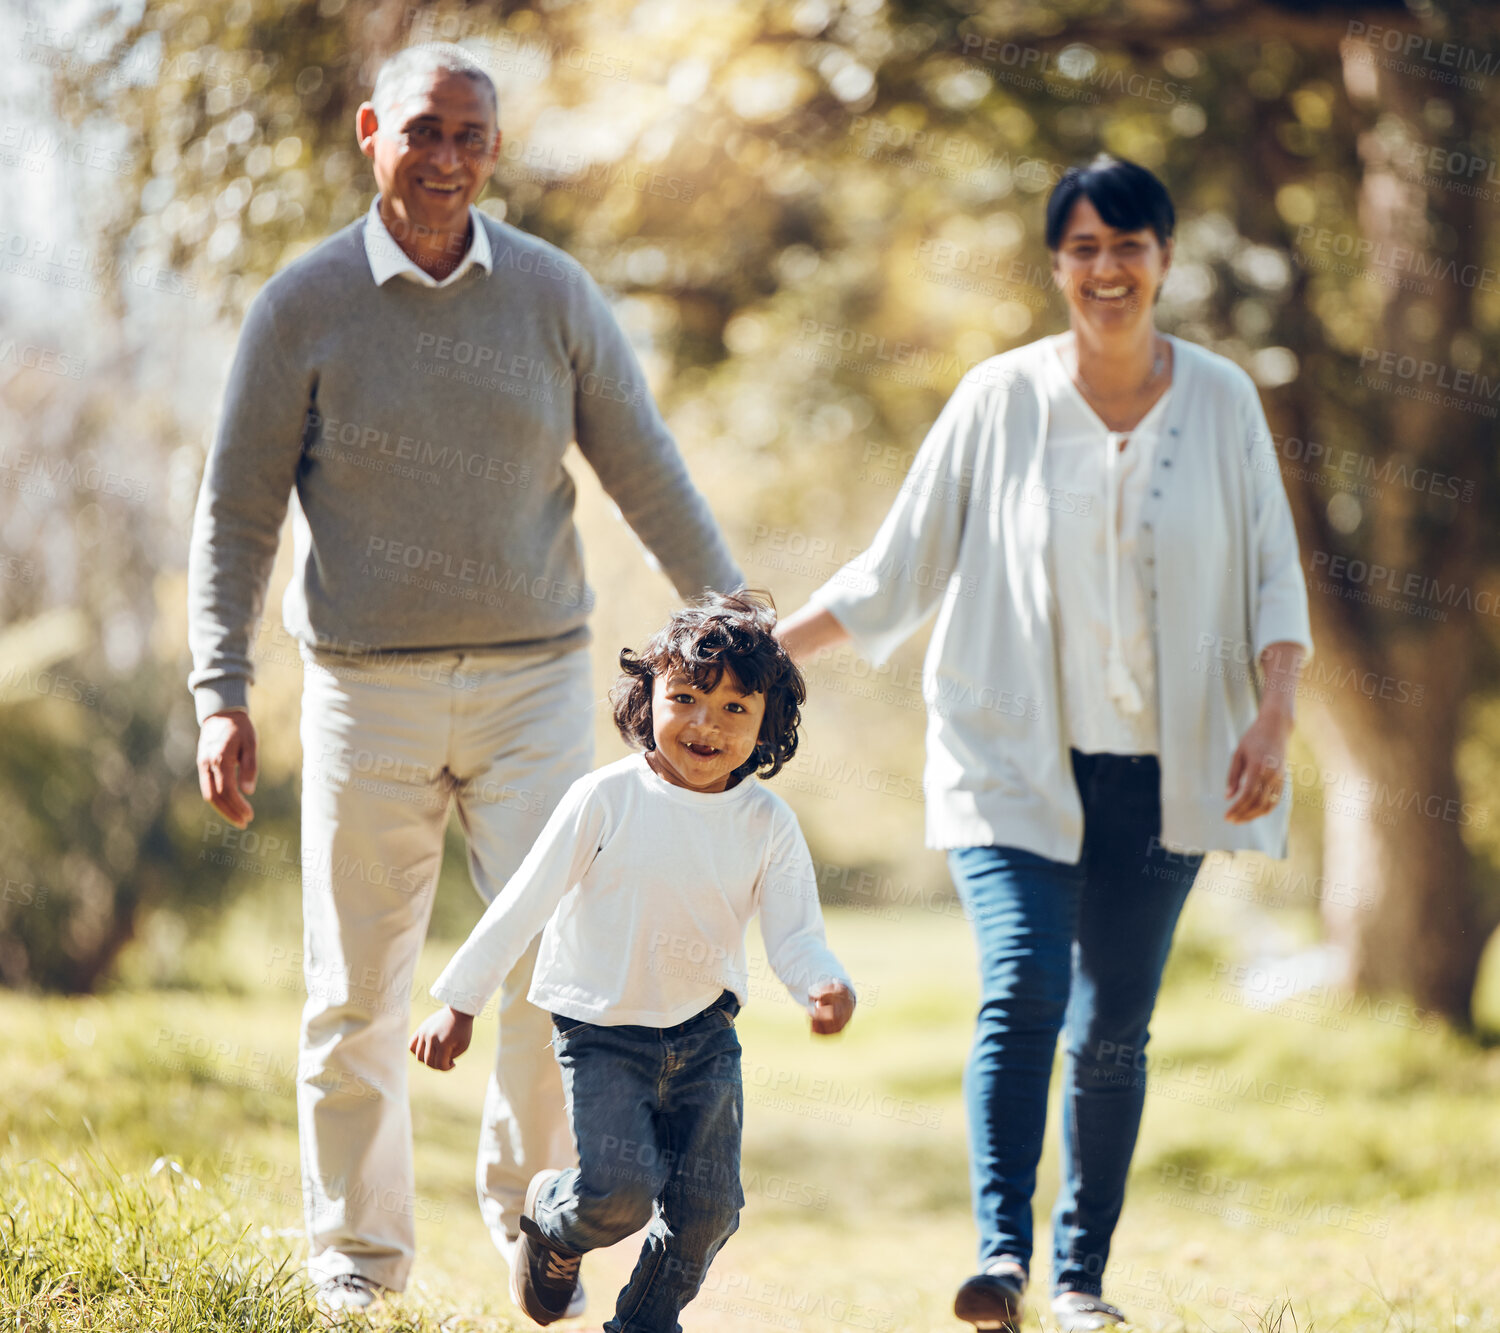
[359,68,500,246]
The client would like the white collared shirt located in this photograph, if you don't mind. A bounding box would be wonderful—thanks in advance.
[1041,335,1173,755]
[362,196,493,288]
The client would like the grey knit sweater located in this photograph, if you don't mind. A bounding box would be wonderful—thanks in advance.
[187,215,743,722]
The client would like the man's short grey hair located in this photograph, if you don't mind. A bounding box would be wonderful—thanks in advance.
[371,43,499,128]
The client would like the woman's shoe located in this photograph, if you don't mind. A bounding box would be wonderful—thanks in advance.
[1051,1290,1128,1330]
[954,1258,1028,1330]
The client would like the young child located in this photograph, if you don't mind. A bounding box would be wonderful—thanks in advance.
[410,591,856,1331]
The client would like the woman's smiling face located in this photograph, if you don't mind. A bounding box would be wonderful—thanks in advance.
[646,668,767,793]
[1051,195,1173,333]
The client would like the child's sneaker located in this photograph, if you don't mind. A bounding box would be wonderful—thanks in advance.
[494,1227,586,1319]
[508,1169,584,1325]
[954,1257,1027,1330]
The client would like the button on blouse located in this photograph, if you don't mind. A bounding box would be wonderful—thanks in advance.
[1041,335,1173,756]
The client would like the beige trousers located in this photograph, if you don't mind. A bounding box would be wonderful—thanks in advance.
[297,643,595,1290]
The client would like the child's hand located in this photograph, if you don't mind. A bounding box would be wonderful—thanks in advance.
[808,981,855,1036]
[409,1006,474,1070]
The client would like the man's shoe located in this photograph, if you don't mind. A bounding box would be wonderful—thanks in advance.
[508,1169,584,1325]
[495,1225,586,1319]
[314,1272,385,1312]
[1051,1290,1127,1330]
[954,1258,1028,1330]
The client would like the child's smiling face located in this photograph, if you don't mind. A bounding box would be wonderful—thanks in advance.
[645,667,767,793]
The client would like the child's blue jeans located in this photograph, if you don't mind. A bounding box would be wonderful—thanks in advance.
[534,992,744,1333]
[948,751,1202,1297]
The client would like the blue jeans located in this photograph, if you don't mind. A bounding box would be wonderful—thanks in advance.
[535,993,744,1333]
[948,752,1202,1297]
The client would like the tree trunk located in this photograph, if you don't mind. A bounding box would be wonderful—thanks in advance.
[1288,27,1492,1024]
[1304,634,1486,1022]
[1020,0,1500,1026]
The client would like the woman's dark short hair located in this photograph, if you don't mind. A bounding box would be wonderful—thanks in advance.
[1045,153,1175,250]
[612,591,806,782]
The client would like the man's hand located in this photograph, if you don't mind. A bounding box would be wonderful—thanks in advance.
[197,711,258,829]
[409,1006,474,1071]
[808,981,855,1036]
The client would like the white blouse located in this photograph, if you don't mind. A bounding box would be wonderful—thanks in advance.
[1041,335,1173,755]
[810,335,1314,861]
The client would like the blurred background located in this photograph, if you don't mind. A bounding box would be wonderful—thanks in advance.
[5,0,1500,1329]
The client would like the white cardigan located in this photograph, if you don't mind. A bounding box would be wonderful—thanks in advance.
[810,335,1314,860]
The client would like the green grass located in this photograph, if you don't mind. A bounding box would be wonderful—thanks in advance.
[4,892,1500,1332]
[1,1154,316,1332]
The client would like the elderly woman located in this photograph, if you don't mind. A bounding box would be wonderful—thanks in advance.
[777,155,1311,1332]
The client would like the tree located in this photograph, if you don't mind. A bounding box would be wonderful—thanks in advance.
[990,0,1500,1021]
[39,0,1500,1017]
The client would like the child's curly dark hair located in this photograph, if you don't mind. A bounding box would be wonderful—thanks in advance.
[611,591,806,782]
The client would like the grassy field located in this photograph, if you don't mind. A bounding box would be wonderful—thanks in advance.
[4,883,1500,1333]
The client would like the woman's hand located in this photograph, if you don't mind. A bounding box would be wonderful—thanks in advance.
[1224,707,1292,823]
[808,981,856,1036]
[409,1006,474,1070]
[1224,642,1305,824]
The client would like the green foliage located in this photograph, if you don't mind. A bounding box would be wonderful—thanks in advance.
[0,662,197,993]
[22,0,1500,1003]
[55,0,1500,645]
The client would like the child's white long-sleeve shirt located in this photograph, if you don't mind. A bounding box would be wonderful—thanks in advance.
[430,753,853,1027]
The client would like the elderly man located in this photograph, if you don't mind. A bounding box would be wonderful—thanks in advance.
[188,43,743,1313]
